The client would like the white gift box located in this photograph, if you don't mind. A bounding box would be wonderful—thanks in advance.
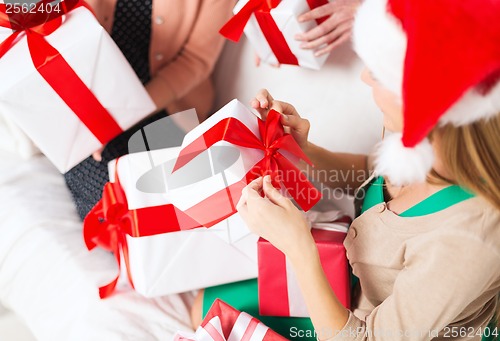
[108,146,258,297]
[234,0,329,70]
[0,7,156,173]
[167,99,265,227]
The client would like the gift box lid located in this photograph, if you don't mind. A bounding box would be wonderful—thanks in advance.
[204,299,289,341]
[204,280,317,341]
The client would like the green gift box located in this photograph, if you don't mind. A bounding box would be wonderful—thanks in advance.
[203,279,317,341]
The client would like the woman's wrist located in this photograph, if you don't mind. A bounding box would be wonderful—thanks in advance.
[302,141,314,158]
[286,233,319,268]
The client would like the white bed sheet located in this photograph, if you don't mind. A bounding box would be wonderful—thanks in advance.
[0,151,195,341]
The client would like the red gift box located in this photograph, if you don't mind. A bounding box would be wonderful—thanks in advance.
[258,228,350,317]
[175,299,287,341]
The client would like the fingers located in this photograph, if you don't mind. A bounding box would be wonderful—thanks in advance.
[237,177,263,210]
[254,89,273,108]
[297,2,335,22]
[299,20,352,51]
[251,89,275,119]
[262,176,292,209]
[271,101,299,118]
[296,13,349,44]
[251,95,309,148]
[248,176,264,192]
[314,31,352,56]
[277,107,309,133]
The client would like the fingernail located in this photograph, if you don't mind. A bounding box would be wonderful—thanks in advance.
[297,16,305,22]
[281,113,288,120]
[295,34,303,40]
[264,175,272,183]
[300,43,308,49]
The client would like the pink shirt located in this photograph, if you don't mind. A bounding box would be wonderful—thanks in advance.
[86,0,234,118]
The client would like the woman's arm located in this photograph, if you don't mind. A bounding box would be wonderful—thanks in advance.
[147,0,234,111]
[303,143,369,194]
[288,235,350,340]
[239,181,500,340]
[238,177,350,339]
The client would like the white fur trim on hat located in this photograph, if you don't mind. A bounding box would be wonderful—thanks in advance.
[441,81,500,126]
[353,0,500,126]
[353,0,406,97]
[374,133,434,186]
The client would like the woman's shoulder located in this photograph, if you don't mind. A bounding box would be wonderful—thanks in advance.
[418,196,500,256]
[441,196,499,234]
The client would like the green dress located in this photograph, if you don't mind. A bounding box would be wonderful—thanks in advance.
[203,177,496,341]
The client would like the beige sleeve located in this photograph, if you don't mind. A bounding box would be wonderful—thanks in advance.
[155,0,234,101]
[326,231,500,341]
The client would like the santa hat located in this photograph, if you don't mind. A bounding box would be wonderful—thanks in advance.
[352,0,500,185]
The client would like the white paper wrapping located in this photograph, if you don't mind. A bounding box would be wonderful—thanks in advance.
[174,313,269,341]
[234,0,329,70]
[0,7,156,173]
[109,145,258,297]
[167,99,264,224]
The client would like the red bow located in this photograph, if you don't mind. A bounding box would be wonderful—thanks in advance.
[219,0,281,42]
[84,180,134,298]
[84,160,201,298]
[84,110,321,298]
[173,110,322,219]
[0,0,123,145]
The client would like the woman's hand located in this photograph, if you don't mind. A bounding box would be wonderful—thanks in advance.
[250,89,311,151]
[237,176,314,259]
[296,0,362,56]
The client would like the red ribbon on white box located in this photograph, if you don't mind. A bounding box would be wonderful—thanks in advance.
[174,313,269,341]
[220,0,329,66]
[0,0,124,145]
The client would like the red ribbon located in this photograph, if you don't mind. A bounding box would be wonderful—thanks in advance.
[258,229,351,317]
[84,160,201,298]
[84,110,321,298]
[172,110,322,219]
[219,0,328,65]
[204,300,287,341]
[0,0,123,145]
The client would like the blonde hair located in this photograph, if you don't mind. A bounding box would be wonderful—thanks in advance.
[433,113,500,328]
[433,113,500,210]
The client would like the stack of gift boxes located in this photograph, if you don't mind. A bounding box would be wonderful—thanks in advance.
[0,1,351,339]
[86,98,352,341]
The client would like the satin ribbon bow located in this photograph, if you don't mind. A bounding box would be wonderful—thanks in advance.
[173,110,322,214]
[84,159,202,298]
[0,0,123,144]
[219,0,281,42]
[84,177,135,299]
[219,0,298,65]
